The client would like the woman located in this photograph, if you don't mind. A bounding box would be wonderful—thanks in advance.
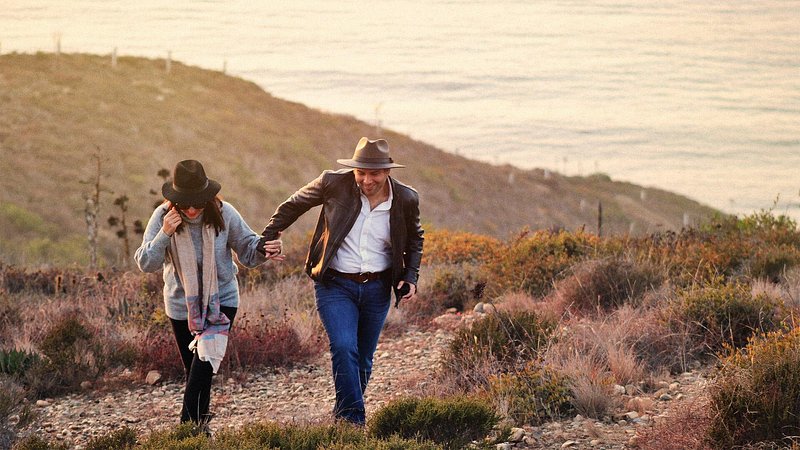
[134,159,282,426]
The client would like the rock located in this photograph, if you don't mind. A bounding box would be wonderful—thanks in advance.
[432,313,461,329]
[590,439,602,446]
[613,384,626,395]
[124,417,141,423]
[473,302,485,313]
[36,400,50,407]
[669,382,680,391]
[508,427,525,442]
[628,435,640,446]
[146,370,162,385]
[659,393,673,401]
[80,381,93,390]
[625,411,639,420]
[496,444,512,450]
[561,441,577,448]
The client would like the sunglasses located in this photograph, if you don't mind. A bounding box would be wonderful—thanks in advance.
[174,202,206,210]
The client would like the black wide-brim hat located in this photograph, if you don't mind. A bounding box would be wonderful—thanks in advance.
[162,160,221,205]
[337,137,405,169]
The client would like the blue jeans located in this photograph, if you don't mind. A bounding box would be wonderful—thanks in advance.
[314,272,392,424]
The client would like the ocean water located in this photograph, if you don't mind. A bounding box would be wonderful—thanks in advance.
[2,0,799,219]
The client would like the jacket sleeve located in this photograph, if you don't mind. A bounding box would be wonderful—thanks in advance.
[224,202,267,268]
[403,191,424,285]
[261,172,327,240]
[134,205,172,273]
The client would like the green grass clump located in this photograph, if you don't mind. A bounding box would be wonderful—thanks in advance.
[708,328,800,449]
[487,362,573,425]
[0,350,41,377]
[368,396,498,450]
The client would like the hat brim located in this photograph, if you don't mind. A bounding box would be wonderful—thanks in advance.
[161,179,221,205]
[336,159,405,169]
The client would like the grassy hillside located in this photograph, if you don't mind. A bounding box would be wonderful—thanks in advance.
[0,52,718,266]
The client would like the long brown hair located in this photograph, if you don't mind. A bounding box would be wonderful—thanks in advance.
[164,196,226,236]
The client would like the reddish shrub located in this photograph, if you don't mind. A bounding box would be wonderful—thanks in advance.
[135,327,184,379]
[226,318,315,371]
[637,398,713,450]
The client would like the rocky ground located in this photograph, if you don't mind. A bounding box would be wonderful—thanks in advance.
[19,317,709,449]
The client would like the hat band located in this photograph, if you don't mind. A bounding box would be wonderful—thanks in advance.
[354,156,394,163]
[172,179,209,194]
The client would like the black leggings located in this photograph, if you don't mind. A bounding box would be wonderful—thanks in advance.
[169,306,237,424]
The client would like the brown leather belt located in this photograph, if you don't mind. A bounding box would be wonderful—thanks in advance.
[327,269,387,284]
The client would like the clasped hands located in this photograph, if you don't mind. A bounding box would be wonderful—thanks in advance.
[257,236,285,261]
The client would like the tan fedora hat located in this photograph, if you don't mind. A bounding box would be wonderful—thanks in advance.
[337,137,405,169]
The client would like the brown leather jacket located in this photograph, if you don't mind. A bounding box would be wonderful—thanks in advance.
[262,169,424,299]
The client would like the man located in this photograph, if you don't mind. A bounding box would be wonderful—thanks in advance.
[261,137,424,424]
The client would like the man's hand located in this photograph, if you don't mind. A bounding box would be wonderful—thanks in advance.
[397,281,417,302]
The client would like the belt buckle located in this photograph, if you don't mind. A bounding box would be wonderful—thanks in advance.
[359,272,369,283]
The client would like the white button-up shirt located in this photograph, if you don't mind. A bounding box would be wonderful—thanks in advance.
[330,183,393,274]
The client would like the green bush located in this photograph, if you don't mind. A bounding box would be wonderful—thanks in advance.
[134,422,210,450]
[708,328,800,449]
[368,396,498,450]
[675,278,784,353]
[442,311,555,389]
[214,421,365,449]
[85,427,137,450]
[487,362,573,425]
[10,435,69,450]
[322,435,442,450]
[31,313,106,397]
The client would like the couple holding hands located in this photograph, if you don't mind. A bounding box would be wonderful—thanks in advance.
[134,137,424,428]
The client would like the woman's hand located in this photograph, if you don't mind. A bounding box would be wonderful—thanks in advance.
[162,204,182,236]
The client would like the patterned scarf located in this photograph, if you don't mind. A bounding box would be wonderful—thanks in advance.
[170,223,230,373]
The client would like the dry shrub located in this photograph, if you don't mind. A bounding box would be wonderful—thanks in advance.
[548,307,650,387]
[487,362,573,425]
[637,397,713,450]
[404,264,485,325]
[549,257,664,317]
[422,229,502,265]
[484,229,602,298]
[440,311,556,390]
[558,353,617,419]
[708,328,800,449]
[629,286,710,374]
[238,275,321,345]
